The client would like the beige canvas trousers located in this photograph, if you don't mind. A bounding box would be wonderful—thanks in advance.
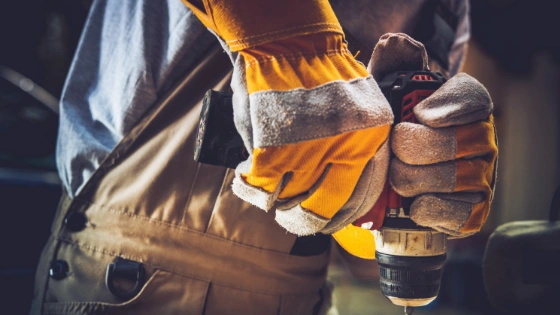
[31,46,332,314]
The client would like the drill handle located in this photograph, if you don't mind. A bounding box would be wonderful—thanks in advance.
[352,70,446,230]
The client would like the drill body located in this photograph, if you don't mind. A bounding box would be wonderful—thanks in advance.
[371,70,448,310]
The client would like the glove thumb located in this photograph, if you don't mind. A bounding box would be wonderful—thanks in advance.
[367,33,429,81]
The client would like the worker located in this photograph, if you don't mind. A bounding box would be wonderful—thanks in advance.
[31,0,497,314]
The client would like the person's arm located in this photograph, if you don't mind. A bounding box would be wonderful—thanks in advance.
[182,0,394,235]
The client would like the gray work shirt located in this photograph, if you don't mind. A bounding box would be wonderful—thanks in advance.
[57,0,469,197]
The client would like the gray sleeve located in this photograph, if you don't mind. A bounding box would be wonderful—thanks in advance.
[56,0,217,196]
[447,0,471,76]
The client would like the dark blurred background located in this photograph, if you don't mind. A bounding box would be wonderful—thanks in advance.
[0,1,90,313]
[0,0,559,314]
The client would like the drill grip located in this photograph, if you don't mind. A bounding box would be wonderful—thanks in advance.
[352,70,446,230]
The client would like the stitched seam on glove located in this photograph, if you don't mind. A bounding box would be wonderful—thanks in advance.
[256,122,391,147]
[241,33,367,93]
[251,76,373,97]
[227,23,343,51]
[249,77,393,147]
[183,0,344,51]
[244,48,352,66]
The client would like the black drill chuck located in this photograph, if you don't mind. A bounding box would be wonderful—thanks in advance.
[376,252,446,301]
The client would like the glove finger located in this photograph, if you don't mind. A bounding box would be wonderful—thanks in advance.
[410,192,488,237]
[234,135,334,211]
[413,73,493,128]
[392,117,498,165]
[367,33,429,81]
[274,124,389,202]
[321,140,390,234]
[302,162,365,219]
[275,161,368,236]
[390,157,494,197]
[233,156,288,211]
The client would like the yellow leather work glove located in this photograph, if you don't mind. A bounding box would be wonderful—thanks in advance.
[183,0,394,235]
[333,33,498,259]
[373,33,498,237]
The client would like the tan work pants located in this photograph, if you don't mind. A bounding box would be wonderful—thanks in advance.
[31,46,332,314]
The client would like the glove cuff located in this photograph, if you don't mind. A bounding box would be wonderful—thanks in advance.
[241,33,367,93]
[183,0,343,51]
[275,205,330,236]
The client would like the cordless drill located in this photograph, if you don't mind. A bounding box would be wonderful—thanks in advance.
[353,70,447,314]
[193,70,447,315]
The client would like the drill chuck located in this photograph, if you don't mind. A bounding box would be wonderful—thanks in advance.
[374,226,447,307]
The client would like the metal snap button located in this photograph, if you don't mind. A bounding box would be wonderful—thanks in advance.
[64,212,87,232]
[49,260,69,280]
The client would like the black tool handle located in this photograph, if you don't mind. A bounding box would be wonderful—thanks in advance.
[194,90,246,169]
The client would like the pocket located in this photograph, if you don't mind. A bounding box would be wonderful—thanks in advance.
[43,269,209,315]
[40,243,209,315]
[203,281,330,315]
[205,169,300,253]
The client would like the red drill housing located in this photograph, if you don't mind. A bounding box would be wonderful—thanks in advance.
[353,70,446,231]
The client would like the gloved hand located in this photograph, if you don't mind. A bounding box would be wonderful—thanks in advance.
[371,33,498,237]
[183,0,393,235]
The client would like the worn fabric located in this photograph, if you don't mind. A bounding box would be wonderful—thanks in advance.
[44,0,474,310]
[183,0,394,235]
[374,34,498,237]
[182,0,343,51]
[57,0,470,201]
[332,32,496,259]
[367,32,430,81]
[33,48,332,314]
[56,0,217,196]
